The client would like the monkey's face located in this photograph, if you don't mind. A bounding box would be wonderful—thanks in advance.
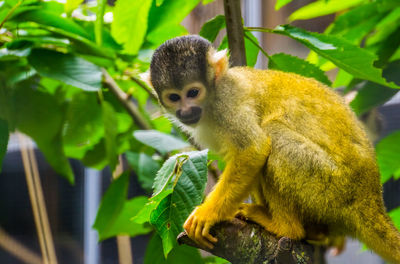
[161,82,206,126]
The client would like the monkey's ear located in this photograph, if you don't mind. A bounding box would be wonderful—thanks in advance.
[209,49,228,79]
[139,71,159,100]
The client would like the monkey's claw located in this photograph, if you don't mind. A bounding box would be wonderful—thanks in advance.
[183,206,218,249]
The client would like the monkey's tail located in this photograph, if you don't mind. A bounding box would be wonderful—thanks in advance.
[356,210,400,264]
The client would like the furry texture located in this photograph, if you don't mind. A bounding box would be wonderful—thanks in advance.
[148,36,400,263]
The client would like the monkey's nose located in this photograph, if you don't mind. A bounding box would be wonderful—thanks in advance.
[180,107,192,117]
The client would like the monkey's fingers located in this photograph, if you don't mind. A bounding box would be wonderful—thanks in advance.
[183,209,197,231]
[195,221,214,249]
[202,223,218,243]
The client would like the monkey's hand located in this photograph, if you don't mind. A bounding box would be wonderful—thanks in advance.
[183,204,223,249]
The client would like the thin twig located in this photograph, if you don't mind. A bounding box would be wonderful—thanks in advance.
[129,75,159,102]
[113,156,133,264]
[102,68,152,130]
[0,0,23,30]
[0,227,42,264]
[18,133,58,264]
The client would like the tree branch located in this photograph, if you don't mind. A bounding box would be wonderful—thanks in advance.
[223,0,246,66]
[101,68,152,130]
[177,218,326,264]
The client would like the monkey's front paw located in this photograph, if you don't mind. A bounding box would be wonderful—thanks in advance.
[183,206,220,249]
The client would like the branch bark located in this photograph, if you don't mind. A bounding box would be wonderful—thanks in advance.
[223,0,246,66]
[177,218,326,264]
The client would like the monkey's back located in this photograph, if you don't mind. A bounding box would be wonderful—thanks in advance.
[232,68,383,225]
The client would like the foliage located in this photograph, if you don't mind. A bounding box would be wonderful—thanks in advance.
[0,0,399,262]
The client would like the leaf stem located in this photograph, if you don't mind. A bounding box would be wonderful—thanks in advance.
[244,31,271,60]
[95,0,107,46]
[0,0,23,30]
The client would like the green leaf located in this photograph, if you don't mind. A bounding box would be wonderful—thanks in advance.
[147,0,200,37]
[65,0,84,14]
[152,116,172,134]
[350,83,398,116]
[268,53,331,86]
[376,131,400,184]
[329,2,386,36]
[150,150,208,257]
[203,256,231,264]
[144,234,203,264]
[146,24,188,47]
[269,25,399,89]
[81,140,108,170]
[126,151,161,192]
[63,92,104,159]
[111,0,152,55]
[350,60,400,115]
[102,101,119,171]
[0,119,9,173]
[133,130,190,155]
[12,9,89,38]
[93,172,134,240]
[389,207,400,230]
[100,195,152,240]
[156,0,165,6]
[367,6,400,46]
[289,0,365,21]
[333,69,353,88]
[275,0,292,10]
[132,189,173,225]
[244,31,260,67]
[14,86,74,183]
[28,49,102,91]
[199,15,226,43]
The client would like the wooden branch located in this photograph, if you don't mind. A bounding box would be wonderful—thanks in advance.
[101,68,152,130]
[177,218,326,264]
[223,0,246,66]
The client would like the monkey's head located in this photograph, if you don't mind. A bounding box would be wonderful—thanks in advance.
[141,35,228,126]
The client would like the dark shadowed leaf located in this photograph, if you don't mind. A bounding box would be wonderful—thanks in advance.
[126,151,161,192]
[102,101,118,171]
[350,60,400,115]
[63,92,104,159]
[94,172,129,240]
[28,49,102,91]
[14,86,74,183]
[144,234,203,264]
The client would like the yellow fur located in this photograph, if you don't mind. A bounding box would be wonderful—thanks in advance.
[148,37,400,262]
[184,67,400,263]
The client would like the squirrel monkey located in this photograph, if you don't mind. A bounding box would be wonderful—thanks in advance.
[143,35,400,263]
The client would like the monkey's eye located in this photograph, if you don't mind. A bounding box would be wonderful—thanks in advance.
[168,93,181,102]
[187,89,199,98]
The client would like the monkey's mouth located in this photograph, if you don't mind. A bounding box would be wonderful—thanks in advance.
[179,115,201,125]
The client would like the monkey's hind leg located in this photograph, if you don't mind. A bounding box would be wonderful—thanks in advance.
[235,203,305,240]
